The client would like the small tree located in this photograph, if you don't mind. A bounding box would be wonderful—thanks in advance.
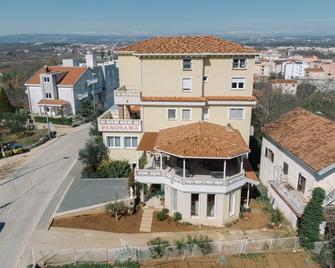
[97,159,131,178]
[0,88,14,114]
[105,201,127,221]
[2,112,29,133]
[79,136,108,177]
[299,187,326,249]
[147,237,170,258]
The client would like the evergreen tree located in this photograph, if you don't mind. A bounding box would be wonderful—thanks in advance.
[299,187,326,249]
[0,88,14,114]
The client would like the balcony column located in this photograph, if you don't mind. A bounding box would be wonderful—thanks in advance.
[183,159,186,179]
[240,156,244,173]
[223,160,226,179]
[160,153,163,170]
[246,183,250,208]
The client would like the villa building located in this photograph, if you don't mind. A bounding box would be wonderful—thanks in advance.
[98,36,259,226]
[25,52,119,116]
[259,108,335,228]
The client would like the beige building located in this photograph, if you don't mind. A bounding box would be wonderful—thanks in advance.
[271,79,298,94]
[259,108,335,228]
[98,36,258,226]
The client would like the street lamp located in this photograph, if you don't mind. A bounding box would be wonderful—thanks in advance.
[87,72,98,115]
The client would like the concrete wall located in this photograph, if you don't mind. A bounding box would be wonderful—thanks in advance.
[118,55,141,88]
[164,185,241,226]
[27,86,43,113]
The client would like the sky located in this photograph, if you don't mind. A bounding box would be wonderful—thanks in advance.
[1,0,335,36]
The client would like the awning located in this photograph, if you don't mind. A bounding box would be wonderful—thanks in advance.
[244,159,259,185]
[137,132,158,151]
[37,99,69,107]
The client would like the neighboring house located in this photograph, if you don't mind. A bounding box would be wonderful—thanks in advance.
[304,67,326,80]
[259,108,335,228]
[98,35,259,226]
[283,61,309,79]
[321,61,335,78]
[25,52,119,116]
[271,79,298,94]
[254,59,275,77]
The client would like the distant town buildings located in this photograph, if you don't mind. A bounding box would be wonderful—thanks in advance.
[282,61,309,79]
[271,79,298,94]
[25,52,119,116]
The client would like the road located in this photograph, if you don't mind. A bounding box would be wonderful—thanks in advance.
[0,124,89,268]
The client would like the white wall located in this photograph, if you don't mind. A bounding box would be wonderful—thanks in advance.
[27,86,43,113]
[58,87,75,115]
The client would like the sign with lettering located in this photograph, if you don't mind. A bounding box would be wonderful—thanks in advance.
[98,119,142,132]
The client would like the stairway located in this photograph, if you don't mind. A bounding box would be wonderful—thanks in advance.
[139,208,154,233]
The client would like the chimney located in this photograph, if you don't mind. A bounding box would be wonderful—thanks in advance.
[44,65,49,72]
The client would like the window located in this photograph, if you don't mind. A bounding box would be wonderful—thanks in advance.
[167,108,177,121]
[207,194,215,217]
[43,77,50,83]
[107,136,121,148]
[297,174,306,193]
[181,108,191,121]
[202,108,209,121]
[231,77,246,90]
[182,78,192,91]
[191,193,199,217]
[283,162,289,175]
[45,93,52,99]
[124,137,138,148]
[182,58,192,70]
[233,58,247,69]
[228,191,236,216]
[265,148,274,163]
[229,108,244,120]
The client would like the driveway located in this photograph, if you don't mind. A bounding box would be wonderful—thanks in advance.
[0,124,89,268]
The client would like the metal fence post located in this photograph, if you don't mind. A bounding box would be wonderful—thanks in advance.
[31,247,36,267]
[74,249,77,265]
[293,237,298,252]
[106,248,108,263]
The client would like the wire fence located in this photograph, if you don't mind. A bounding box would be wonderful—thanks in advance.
[31,236,301,267]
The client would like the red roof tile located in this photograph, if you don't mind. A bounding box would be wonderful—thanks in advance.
[137,132,158,151]
[262,108,335,172]
[37,99,68,106]
[25,66,88,86]
[117,36,256,54]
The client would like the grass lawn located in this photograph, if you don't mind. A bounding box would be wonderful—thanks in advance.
[0,128,48,147]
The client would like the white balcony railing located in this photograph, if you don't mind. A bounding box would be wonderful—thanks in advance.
[135,168,244,187]
[114,86,141,105]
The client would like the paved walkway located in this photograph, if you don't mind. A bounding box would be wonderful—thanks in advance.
[140,208,154,232]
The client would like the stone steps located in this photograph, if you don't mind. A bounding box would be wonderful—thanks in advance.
[139,208,154,232]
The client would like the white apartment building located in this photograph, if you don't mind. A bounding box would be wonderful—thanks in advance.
[98,36,259,226]
[271,79,298,94]
[282,61,309,79]
[259,108,335,228]
[25,53,119,116]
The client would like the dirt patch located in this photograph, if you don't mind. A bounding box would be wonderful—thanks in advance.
[141,252,319,268]
[0,159,25,180]
[51,210,143,233]
[229,211,271,230]
[151,212,222,233]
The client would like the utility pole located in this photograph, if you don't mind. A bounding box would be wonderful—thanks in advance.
[87,72,97,115]
[42,84,51,139]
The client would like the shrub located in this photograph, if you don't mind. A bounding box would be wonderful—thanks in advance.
[138,154,148,169]
[270,208,283,225]
[173,235,213,256]
[157,211,168,221]
[162,208,169,215]
[299,187,326,249]
[2,112,29,133]
[173,212,182,222]
[34,116,73,125]
[147,237,170,258]
[97,159,131,178]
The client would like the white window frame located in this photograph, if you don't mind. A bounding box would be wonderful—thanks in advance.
[181,77,192,92]
[166,108,177,121]
[231,77,246,90]
[206,194,216,218]
[228,107,245,120]
[202,108,209,121]
[182,58,192,71]
[232,58,247,69]
[124,136,138,149]
[228,191,236,217]
[106,136,122,148]
[181,108,192,121]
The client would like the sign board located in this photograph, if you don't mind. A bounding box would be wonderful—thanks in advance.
[98,119,142,132]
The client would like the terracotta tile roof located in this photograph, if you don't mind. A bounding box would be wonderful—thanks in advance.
[154,121,249,159]
[37,99,69,106]
[137,132,158,151]
[243,159,259,184]
[141,96,206,102]
[117,36,256,54]
[262,108,335,172]
[141,96,256,103]
[25,66,88,86]
[205,96,257,102]
[271,79,298,84]
[305,67,324,73]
